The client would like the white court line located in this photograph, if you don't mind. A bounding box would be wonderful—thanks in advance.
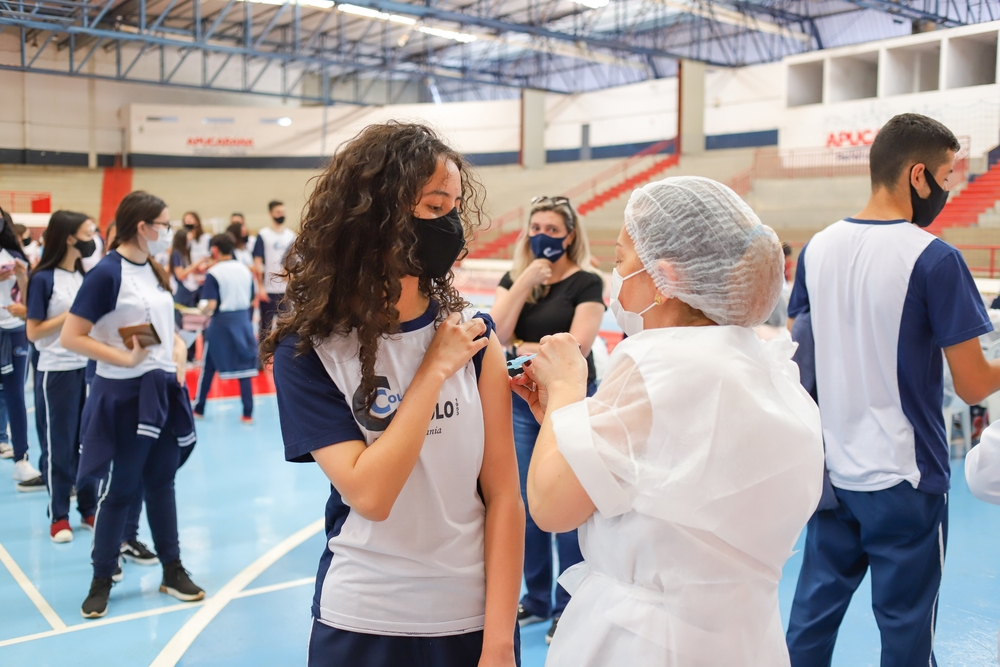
[0,576,317,649]
[0,541,66,631]
[150,518,324,667]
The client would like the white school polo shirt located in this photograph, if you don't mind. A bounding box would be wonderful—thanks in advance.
[788,218,991,494]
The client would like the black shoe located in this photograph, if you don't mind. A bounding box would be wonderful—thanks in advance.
[517,603,547,627]
[545,616,560,645]
[16,475,46,493]
[121,539,159,565]
[159,560,205,602]
[81,577,114,619]
[112,557,124,583]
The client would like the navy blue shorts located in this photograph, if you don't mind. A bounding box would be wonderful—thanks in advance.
[307,619,521,667]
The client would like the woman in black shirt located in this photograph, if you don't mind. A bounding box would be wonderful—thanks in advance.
[491,195,605,643]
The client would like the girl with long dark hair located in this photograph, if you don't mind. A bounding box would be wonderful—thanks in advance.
[62,191,204,619]
[25,211,100,541]
[0,207,39,489]
[262,122,524,667]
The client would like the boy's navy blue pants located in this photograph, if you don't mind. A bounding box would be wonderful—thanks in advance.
[307,619,520,667]
[786,481,948,667]
[35,368,96,522]
[194,352,253,418]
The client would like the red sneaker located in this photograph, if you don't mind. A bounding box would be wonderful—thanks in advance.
[50,519,73,543]
[81,514,96,531]
[240,416,254,425]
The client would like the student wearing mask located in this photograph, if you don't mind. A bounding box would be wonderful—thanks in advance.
[263,123,524,667]
[227,219,255,270]
[62,191,203,619]
[0,208,39,488]
[253,200,295,335]
[230,213,256,261]
[193,233,257,423]
[24,211,99,537]
[489,195,605,641]
[80,217,105,273]
[513,176,824,666]
[15,224,42,268]
[182,211,212,267]
[785,113,1000,667]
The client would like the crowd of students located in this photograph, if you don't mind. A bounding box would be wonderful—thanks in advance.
[0,195,294,618]
[5,112,1000,666]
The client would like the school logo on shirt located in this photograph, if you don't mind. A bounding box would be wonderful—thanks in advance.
[352,376,402,431]
[351,375,460,434]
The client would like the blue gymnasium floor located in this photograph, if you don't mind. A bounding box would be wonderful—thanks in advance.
[2,392,999,667]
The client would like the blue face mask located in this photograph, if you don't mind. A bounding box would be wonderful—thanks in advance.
[530,233,567,263]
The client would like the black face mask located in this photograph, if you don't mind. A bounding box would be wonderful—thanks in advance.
[21,237,31,247]
[74,238,97,258]
[412,208,465,279]
[910,167,949,228]
[240,234,250,244]
[184,223,196,231]
[273,216,285,225]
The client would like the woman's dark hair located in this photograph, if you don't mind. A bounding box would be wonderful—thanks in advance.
[225,222,246,249]
[183,211,204,239]
[870,113,961,190]
[260,122,486,409]
[111,191,171,291]
[171,228,191,264]
[34,211,90,276]
[0,207,23,255]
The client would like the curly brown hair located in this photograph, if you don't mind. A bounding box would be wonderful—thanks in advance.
[260,122,486,409]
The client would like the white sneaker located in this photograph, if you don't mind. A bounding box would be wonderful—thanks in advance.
[0,442,12,459]
[13,459,41,482]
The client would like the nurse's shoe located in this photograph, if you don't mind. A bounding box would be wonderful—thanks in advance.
[160,561,205,602]
[516,604,546,627]
[545,617,560,645]
[81,577,114,619]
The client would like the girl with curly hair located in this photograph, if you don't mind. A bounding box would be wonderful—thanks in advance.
[263,122,525,667]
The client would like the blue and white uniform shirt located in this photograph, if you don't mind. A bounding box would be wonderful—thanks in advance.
[788,218,992,494]
[70,251,177,380]
[201,260,255,312]
[0,247,26,330]
[253,227,295,294]
[27,268,88,371]
[274,306,491,637]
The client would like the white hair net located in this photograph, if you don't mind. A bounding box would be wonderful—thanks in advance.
[624,176,784,327]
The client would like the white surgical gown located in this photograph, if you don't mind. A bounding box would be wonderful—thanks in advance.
[548,325,824,667]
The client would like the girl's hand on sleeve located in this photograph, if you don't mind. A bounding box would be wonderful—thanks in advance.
[420,313,489,380]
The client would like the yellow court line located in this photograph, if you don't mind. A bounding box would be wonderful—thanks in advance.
[0,541,66,631]
[149,518,325,667]
[0,575,318,649]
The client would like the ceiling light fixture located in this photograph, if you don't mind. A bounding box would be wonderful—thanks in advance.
[337,4,475,42]
[235,0,335,9]
[416,26,476,43]
[337,4,416,24]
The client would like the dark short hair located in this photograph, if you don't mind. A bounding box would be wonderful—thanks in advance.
[268,200,283,212]
[869,113,960,190]
[231,212,245,220]
[211,233,236,256]
[13,224,27,237]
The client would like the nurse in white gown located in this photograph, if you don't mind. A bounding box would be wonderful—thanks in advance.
[512,177,825,667]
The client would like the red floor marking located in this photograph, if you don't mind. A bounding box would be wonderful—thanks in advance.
[185,366,276,401]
